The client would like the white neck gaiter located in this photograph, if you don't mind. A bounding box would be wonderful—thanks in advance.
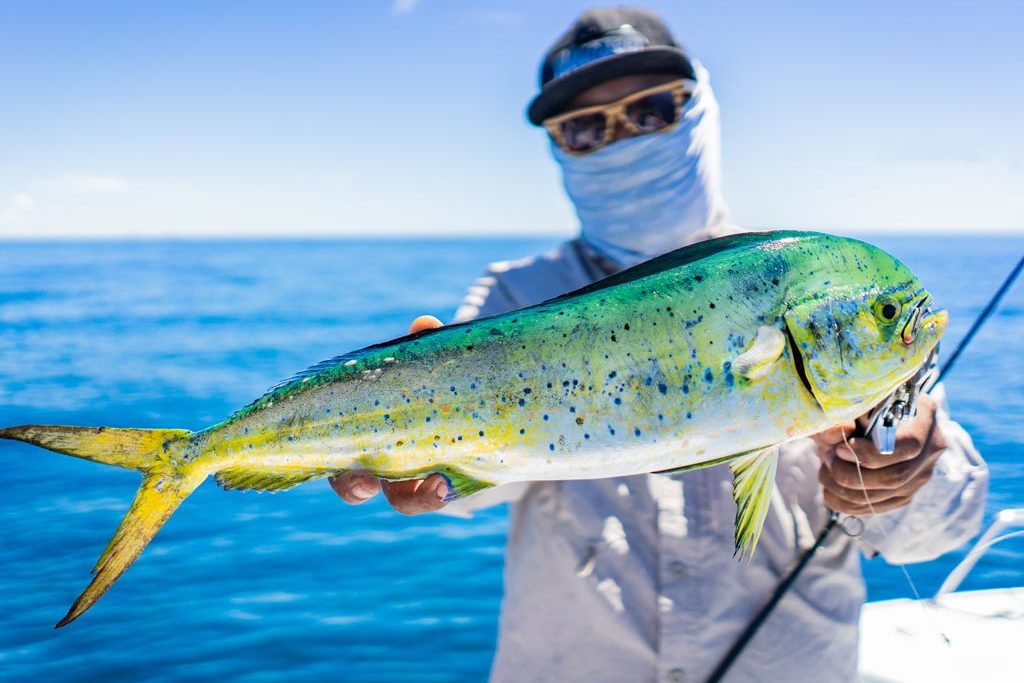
[552,62,729,269]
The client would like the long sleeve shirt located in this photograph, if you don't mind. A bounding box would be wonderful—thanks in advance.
[445,235,988,683]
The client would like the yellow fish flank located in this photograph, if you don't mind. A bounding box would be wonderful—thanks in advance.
[0,231,947,626]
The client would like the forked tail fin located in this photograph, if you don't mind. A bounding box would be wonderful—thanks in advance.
[0,425,203,627]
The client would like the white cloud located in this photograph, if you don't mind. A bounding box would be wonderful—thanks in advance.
[67,173,130,193]
[391,0,421,16]
[0,193,35,223]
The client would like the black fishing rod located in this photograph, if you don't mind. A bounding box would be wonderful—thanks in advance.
[705,251,1024,683]
[934,253,1024,386]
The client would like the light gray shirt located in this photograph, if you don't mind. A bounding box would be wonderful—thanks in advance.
[447,235,988,683]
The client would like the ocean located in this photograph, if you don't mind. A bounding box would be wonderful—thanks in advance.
[1,234,1021,681]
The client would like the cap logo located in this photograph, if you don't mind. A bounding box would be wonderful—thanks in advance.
[551,24,650,79]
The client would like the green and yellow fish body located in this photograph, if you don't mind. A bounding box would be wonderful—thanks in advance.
[0,231,947,626]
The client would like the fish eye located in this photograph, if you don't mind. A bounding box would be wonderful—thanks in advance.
[873,298,902,323]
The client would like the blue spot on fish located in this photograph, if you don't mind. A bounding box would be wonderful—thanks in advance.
[657,383,668,395]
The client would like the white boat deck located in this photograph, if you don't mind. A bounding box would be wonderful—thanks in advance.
[858,509,1024,683]
[859,587,1024,682]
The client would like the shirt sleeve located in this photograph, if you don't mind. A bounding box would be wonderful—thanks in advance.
[856,383,989,564]
[441,269,534,517]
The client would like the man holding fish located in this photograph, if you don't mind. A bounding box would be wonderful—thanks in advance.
[331,8,988,683]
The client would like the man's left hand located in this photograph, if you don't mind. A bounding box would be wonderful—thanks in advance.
[811,394,947,516]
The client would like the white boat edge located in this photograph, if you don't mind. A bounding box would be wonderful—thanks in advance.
[858,508,1024,683]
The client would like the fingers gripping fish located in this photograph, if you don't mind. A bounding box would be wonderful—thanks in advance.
[0,231,947,626]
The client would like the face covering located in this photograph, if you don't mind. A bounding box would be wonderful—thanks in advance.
[552,62,730,269]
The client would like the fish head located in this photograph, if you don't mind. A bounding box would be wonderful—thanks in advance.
[782,244,947,422]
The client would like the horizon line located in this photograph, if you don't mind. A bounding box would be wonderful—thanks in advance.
[1,226,1023,242]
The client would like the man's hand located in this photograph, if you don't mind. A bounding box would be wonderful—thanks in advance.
[812,394,947,516]
[328,315,449,515]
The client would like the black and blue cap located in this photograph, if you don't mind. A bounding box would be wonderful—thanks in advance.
[527,7,695,125]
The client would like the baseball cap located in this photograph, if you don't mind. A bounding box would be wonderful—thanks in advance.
[527,7,695,126]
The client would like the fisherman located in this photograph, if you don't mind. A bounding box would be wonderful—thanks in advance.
[331,8,989,682]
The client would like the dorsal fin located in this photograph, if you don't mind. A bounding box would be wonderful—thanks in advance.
[546,230,812,303]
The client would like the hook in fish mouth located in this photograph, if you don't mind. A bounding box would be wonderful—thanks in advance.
[903,295,947,345]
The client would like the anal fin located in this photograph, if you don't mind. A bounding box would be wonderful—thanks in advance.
[215,466,336,492]
[378,466,494,503]
[437,469,494,503]
[730,446,780,558]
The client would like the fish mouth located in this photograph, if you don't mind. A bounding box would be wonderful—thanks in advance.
[922,304,948,339]
[902,295,946,345]
[783,320,822,410]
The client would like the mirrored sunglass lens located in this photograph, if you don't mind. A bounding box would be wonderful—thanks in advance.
[560,113,607,152]
[625,92,678,132]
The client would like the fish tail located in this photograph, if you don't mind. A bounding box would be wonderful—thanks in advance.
[0,425,203,627]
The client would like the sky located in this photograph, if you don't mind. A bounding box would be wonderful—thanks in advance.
[0,0,1021,238]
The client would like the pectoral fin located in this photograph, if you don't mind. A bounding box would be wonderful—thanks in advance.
[732,326,786,380]
[730,446,780,558]
[654,448,761,476]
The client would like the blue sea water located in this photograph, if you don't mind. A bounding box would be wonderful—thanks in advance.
[0,234,1021,682]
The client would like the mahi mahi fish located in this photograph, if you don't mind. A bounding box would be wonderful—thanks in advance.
[0,231,947,626]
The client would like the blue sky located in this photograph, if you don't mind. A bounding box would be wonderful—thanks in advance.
[0,0,1021,238]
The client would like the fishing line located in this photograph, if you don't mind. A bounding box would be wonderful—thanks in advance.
[841,430,923,602]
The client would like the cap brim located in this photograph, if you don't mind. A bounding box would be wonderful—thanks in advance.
[527,47,694,125]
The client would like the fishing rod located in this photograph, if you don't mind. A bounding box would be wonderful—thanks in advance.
[933,253,1024,386]
[706,251,1024,683]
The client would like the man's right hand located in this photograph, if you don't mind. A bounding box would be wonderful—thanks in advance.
[328,315,450,516]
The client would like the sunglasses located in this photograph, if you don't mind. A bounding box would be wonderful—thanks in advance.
[543,80,695,155]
